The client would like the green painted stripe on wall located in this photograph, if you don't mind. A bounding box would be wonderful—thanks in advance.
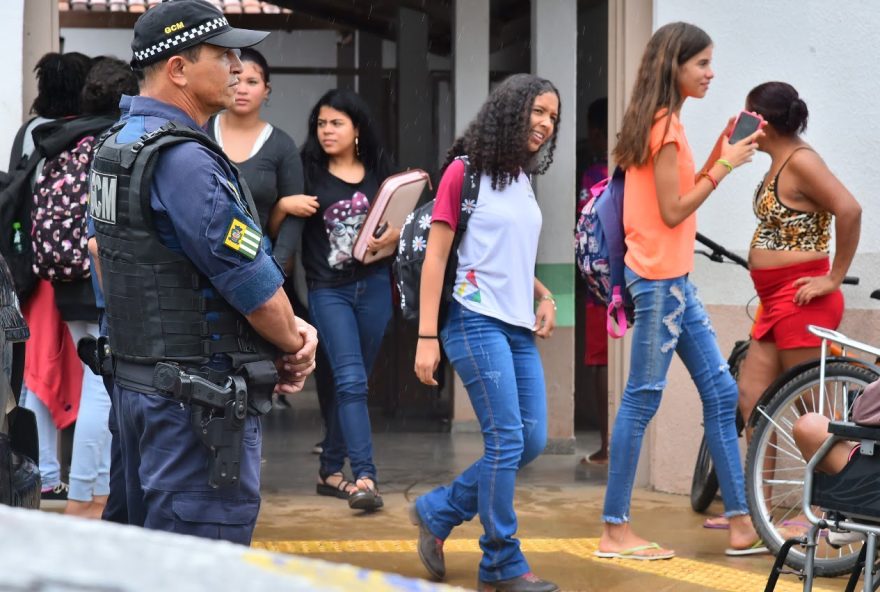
[536,263,574,327]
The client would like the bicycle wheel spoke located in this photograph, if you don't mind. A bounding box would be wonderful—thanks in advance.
[757,408,799,448]
[764,439,803,463]
[759,465,806,474]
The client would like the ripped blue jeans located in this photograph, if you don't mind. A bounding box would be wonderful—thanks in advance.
[417,300,547,582]
[602,267,747,523]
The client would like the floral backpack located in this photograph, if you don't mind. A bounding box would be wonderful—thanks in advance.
[393,157,480,323]
[31,134,95,282]
[574,166,631,338]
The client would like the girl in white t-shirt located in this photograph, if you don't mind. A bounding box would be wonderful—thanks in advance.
[411,74,561,592]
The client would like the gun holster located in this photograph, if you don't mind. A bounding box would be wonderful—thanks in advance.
[152,362,248,488]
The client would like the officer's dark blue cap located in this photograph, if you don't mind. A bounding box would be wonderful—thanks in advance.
[131,0,268,67]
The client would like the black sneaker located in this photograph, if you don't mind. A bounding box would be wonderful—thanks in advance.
[477,573,560,592]
[41,482,69,501]
[409,503,445,580]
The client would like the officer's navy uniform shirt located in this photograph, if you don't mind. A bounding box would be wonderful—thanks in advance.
[116,96,283,315]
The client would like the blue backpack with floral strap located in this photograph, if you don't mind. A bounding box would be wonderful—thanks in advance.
[574,166,631,338]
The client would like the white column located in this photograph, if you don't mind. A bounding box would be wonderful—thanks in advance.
[607,0,652,483]
[450,0,490,431]
[531,0,578,452]
[2,0,58,163]
[531,0,577,271]
[454,0,489,135]
[1,0,27,164]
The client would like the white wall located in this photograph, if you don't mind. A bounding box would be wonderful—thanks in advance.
[654,1,880,308]
[0,1,25,168]
[61,27,131,60]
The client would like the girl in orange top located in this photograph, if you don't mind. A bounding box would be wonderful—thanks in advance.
[595,22,764,560]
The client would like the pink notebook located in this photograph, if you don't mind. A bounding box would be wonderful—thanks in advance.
[353,168,431,264]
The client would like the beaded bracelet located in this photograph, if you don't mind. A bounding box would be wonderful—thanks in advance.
[700,171,719,190]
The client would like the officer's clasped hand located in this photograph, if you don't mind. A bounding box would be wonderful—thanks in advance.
[274,319,319,394]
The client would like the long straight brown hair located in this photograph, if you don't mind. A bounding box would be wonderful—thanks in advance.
[613,22,712,169]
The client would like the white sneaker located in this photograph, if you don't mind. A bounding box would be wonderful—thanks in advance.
[828,529,864,548]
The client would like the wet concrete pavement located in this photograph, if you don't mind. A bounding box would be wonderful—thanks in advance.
[252,395,849,592]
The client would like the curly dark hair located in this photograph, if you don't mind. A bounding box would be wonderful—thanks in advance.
[80,57,139,116]
[300,89,394,186]
[443,73,560,190]
[31,52,92,118]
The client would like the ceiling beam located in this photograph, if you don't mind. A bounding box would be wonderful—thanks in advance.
[59,10,343,32]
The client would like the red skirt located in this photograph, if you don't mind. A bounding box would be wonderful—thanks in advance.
[750,257,844,350]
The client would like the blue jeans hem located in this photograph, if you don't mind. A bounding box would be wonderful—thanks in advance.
[69,476,110,502]
[416,495,453,541]
[724,510,749,518]
[602,515,629,525]
[478,561,530,584]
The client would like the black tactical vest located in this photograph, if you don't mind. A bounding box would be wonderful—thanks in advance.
[90,121,277,369]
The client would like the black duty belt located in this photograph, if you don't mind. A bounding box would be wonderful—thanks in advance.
[114,359,229,395]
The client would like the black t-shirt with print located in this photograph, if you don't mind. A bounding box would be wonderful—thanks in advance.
[303,167,385,289]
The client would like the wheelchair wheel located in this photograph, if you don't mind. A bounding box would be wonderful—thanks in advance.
[745,362,878,577]
[690,340,749,513]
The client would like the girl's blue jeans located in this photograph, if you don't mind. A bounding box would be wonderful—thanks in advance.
[308,268,392,482]
[602,267,747,523]
[417,301,548,582]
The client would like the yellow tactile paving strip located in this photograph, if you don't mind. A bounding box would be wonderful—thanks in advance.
[253,537,841,592]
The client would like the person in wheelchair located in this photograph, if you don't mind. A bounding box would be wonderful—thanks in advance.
[791,379,880,547]
[793,413,859,474]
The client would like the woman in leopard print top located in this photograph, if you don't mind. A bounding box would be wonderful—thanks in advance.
[737,81,861,443]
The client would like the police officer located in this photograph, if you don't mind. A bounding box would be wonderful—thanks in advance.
[91,0,317,544]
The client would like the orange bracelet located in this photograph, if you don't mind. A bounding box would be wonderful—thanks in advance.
[699,170,719,190]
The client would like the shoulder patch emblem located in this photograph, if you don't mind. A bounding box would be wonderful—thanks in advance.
[224,218,261,260]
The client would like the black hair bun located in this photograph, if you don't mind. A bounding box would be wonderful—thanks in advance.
[786,97,809,134]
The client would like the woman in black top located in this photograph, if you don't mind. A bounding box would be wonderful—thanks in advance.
[274,89,396,511]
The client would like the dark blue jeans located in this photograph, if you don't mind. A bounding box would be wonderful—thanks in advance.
[416,301,548,582]
[308,268,392,481]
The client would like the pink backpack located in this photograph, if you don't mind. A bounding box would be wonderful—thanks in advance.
[31,135,95,282]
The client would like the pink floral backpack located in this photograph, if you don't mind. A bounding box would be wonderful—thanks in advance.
[31,135,95,282]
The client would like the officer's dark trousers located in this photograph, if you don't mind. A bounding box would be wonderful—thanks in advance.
[116,385,262,544]
[101,382,128,524]
[98,312,128,524]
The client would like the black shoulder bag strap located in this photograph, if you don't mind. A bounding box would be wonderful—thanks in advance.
[441,156,481,313]
[7,116,36,172]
